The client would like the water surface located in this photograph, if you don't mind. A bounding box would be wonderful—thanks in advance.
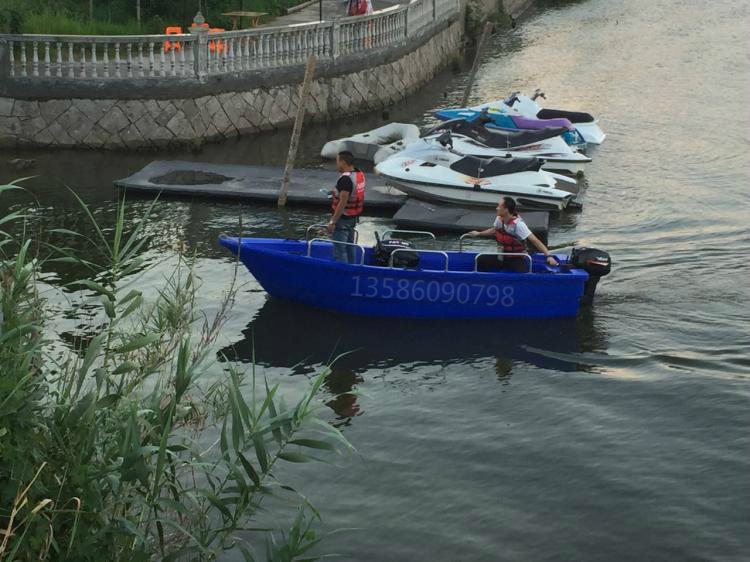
[1,0,749,559]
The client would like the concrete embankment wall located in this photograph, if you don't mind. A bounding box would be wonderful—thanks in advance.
[0,19,463,150]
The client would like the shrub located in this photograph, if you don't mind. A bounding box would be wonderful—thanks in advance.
[0,180,352,561]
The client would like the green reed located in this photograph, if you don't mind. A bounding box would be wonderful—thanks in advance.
[0,179,352,561]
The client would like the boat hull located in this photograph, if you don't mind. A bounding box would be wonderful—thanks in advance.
[573,121,606,144]
[220,238,589,319]
[378,174,570,210]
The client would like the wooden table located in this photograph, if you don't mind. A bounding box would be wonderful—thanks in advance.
[222,11,267,29]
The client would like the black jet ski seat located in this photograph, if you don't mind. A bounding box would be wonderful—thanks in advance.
[536,108,595,124]
[449,155,542,178]
[448,120,568,148]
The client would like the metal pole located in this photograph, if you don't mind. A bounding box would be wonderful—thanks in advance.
[461,21,493,107]
[278,55,318,207]
[319,0,323,21]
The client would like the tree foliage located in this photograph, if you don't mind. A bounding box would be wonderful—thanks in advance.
[1,0,304,34]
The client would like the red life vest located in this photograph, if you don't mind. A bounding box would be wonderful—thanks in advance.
[495,215,527,254]
[332,170,365,216]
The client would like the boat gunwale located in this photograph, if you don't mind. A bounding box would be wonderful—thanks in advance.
[220,237,589,284]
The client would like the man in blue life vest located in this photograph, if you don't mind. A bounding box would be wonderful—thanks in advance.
[466,196,559,272]
[327,151,365,263]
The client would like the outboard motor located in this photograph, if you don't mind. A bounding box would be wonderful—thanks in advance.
[372,232,420,269]
[570,247,611,305]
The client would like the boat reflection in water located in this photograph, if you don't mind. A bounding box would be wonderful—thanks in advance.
[220,297,594,423]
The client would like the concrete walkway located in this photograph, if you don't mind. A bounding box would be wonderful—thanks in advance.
[262,0,403,27]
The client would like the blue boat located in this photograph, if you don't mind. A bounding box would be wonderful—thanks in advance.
[434,108,587,150]
[219,233,611,319]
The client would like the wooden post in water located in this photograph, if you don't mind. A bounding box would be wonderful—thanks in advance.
[461,21,493,107]
[278,54,317,207]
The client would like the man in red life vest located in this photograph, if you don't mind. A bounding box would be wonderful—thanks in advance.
[327,151,365,263]
[466,196,559,272]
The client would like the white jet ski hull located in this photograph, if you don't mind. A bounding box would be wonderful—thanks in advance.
[434,133,591,176]
[375,157,575,211]
[572,120,606,144]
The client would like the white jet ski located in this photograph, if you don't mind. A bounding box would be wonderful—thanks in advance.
[374,132,579,211]
[420,117,591,176]
[475,90,606,145]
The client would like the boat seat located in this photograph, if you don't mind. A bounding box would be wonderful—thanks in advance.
[536,108,594,124]
[450,120,568,148]
[449,155,542,178]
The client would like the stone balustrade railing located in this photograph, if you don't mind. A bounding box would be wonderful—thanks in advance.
[0,0,458,83]
[2,34,198,79]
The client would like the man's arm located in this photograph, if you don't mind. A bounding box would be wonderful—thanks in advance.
[526,233,559,266]
[466,227,495,237]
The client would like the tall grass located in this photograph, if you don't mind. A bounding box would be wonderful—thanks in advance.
[0,180,352,561]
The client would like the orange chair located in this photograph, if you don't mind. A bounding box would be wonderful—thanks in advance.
[163,26,184,52]
[208,27,225,54]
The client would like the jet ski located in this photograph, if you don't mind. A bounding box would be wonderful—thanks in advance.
[374,131,579,211]
[436,89,606,145]
[419,117,591,176]
[433,107,587,151]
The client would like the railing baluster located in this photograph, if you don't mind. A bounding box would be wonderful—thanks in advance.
[137,43,144,77]
[258,33,265,68]
[91,42,98,78]
[160,40,166,76]
[43,41,50,76]
[179,40,186,76]
[170,42,176,76]
[55,41,62,77]
[80,44,86,78]
[103,41,110,77]
[32,41,39,76]
[115,43,121,78]
[127,43,133,78]
[9,40,16,77]
[148,41,155,76]
[66,43,73,77]
[20,42,27,77]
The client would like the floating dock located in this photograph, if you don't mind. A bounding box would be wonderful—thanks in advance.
[114,160,407,210]
[392,199,549,243]
[115,160,550,241]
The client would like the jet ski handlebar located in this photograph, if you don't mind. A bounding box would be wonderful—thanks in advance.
[504,92,520,106]
[436,130,453,149]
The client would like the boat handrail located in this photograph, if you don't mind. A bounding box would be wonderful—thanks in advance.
[381,229,436,247]
[474,252,533,273]
[305,224,359,242]
[458,232,476,252]
[306,238,366,265]
[389,248,450,271]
